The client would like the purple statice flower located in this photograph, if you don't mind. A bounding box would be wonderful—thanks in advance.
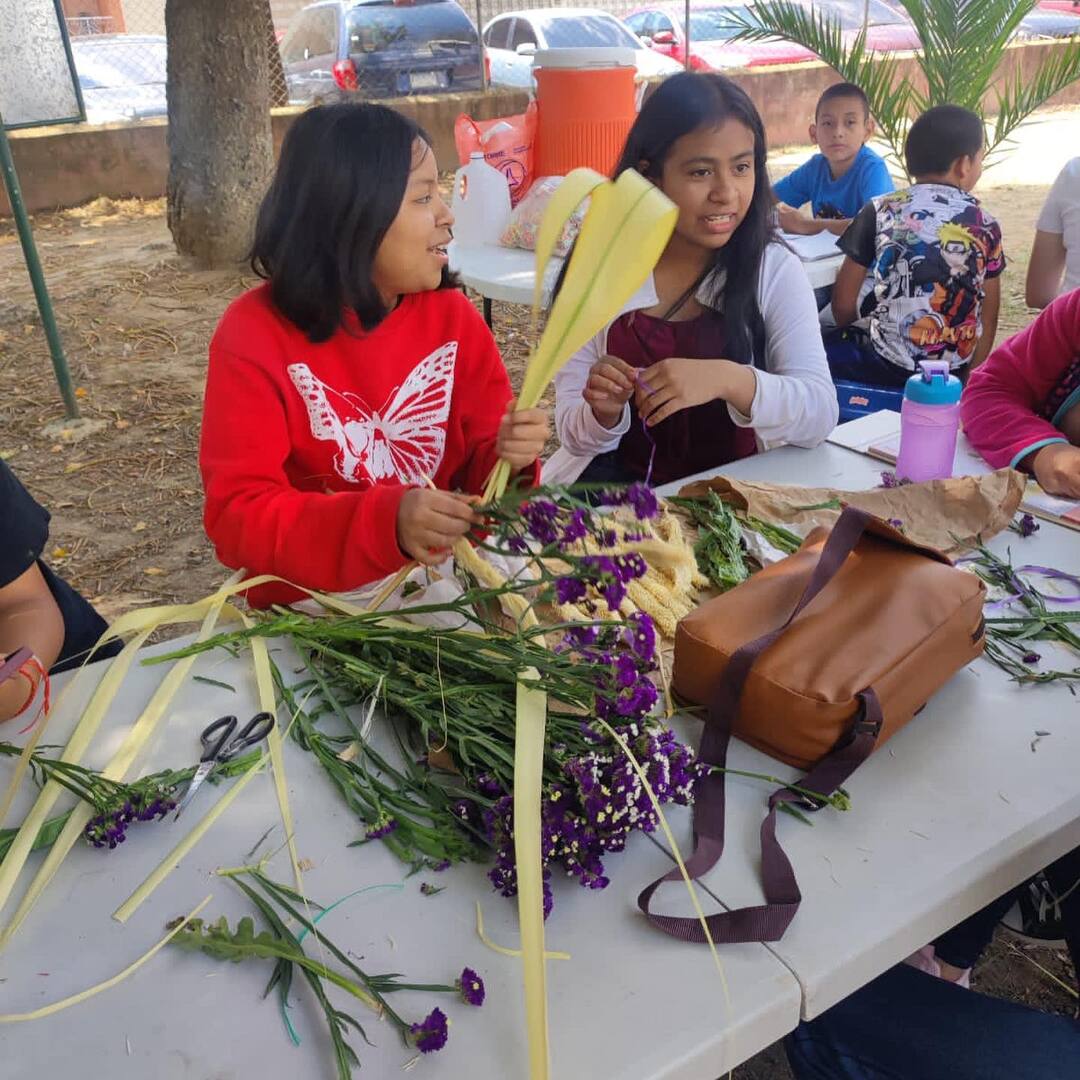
[598,483,660,520]
[457,967,485,1007]
[410,1007,449,1053]
[520,500,561,546]
[431,859,451,872]
[555,576,588,605]
[1016,513,1040,538]
[575,554,627,612]
[84,813,128,849]
[625,482,659,520]
[600,529,618,548]
[615,679,658,718]
[563,624,601,650]
[473,773,504,797]
[613,552,647,582]
[364,813,398,840]
[623,612,656,663]
[506,534,529,554]
[1022,651,1041,665]
[559,508,590,548]
[601,578,627,612]
[84,783,176,850]
[887,518,903,530]
[879,470,906,489]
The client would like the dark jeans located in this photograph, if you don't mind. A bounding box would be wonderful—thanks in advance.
[577,450,638,486]
[823,328,912,390]
[785,963,1080,1080]
[934,845,1080,981]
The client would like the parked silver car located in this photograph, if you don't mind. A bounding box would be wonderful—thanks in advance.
[71,34,167,125]
[483,7,682,89]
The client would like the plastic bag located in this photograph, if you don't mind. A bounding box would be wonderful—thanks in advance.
[454,102,537,206]
[501,176,587,257]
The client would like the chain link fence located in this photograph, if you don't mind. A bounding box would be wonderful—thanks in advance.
[57,0,685,124]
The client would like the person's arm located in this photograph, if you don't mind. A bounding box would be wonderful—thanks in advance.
[0,564,65,722]
[772,160,812,215]
[1027,161,1072,309]
[1025,230,1067,310]
[833,202,877,326]
[960,290,1080,471]
[831,256,865,326]
[451,300,544,491]
[778,206,850,236]
[553,328,632,456]
[738,245,839,447]
[972,273,1001,369]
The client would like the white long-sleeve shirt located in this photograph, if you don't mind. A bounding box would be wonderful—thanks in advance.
[547,242,838,484]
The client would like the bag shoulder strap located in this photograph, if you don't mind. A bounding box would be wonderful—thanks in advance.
[639,506,884,944]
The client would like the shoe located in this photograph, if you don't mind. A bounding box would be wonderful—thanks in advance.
[903,944,971,988]
[1000,873,1067,948]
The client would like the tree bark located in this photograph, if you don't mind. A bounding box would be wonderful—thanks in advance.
[166,0,274,267]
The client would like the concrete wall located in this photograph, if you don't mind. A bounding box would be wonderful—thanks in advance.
[4,38,1079,217]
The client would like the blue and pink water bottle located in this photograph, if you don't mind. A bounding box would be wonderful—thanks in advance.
[895,360,962,483]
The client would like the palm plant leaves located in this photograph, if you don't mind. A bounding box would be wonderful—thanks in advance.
[721,0,1080,177]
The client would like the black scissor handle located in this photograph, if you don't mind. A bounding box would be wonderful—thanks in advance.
[217,711,275,761]
[200,715,238,762]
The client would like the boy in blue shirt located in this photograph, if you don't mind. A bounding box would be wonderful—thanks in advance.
[774,82,894,237]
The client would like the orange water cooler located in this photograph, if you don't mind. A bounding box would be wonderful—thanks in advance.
[532,48,640,178]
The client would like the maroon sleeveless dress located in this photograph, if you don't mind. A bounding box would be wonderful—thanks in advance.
[604,309,758,486]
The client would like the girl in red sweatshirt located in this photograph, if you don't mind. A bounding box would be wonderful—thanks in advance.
[962,288,1080,499]
[200,104,548,607]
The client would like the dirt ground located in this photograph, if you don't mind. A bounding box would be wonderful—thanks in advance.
[0,162,1075,1074]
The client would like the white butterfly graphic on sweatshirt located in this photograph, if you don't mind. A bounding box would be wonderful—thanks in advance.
[287,343,456,486]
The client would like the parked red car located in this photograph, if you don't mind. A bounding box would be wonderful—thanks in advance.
[624,3,817,69]
[1038,1,1080,12]
[787,0,921,52]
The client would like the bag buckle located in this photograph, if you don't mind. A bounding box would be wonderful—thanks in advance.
[853,715,882,737]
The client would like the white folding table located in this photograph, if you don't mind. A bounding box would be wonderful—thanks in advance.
[653,441,1080,1019]
[450,242,843,327]
[0,636,799,1078]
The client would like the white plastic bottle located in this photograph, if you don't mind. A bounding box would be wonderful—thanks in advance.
[450,152,512,247]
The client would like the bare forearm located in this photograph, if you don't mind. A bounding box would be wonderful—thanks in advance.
[716,361,758,417]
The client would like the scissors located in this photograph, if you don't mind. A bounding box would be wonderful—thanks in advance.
[173,712,274,821]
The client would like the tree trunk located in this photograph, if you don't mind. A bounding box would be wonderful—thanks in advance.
[265,0,288,108]
[166,0,274,267]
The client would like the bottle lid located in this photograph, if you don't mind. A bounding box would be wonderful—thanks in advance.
[904,360,962,405]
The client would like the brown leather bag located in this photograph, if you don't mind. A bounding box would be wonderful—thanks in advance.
[639,506,987,945]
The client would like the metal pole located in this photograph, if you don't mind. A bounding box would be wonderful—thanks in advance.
[0,107,80,420]
[684,0,691,69]
[477,0,488,90]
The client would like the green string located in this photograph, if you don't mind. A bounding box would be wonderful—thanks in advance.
[280,881,405,1046]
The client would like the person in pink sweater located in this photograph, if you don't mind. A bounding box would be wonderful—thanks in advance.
[962,288,1080,498]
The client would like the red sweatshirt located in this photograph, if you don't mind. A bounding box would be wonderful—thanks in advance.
[962,289,1080,470]
[200,284,523,607]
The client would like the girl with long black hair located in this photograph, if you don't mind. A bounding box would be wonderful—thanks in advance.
[553,72,837,486]
[199,103,548,608]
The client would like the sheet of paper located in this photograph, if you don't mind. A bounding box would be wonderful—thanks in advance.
[780,230,844,262]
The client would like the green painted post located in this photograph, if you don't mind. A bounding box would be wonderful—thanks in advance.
[0,107,80,420]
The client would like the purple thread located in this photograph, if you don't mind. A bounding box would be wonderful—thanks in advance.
[635,373,658,487]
